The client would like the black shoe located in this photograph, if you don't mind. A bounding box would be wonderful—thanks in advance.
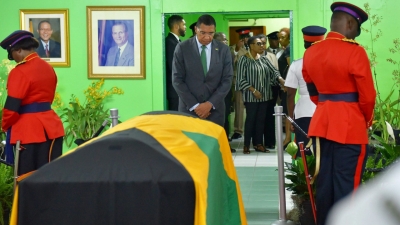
[266,145,275,149]
[231,133,242,139]
[231,148,236,153]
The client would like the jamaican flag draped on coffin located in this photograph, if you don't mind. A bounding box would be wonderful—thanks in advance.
[11,111,247,225]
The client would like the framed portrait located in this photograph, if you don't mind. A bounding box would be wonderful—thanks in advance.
[87,6,145,79]
[20,9,70,67]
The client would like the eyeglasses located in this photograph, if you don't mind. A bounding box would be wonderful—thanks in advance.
[252,42,264,46]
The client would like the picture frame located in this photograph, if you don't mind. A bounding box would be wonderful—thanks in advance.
[20,9,70,67]
[87,6,145,79]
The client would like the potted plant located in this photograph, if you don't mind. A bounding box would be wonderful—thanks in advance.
[285,143,316,225]
[54,79,124,147]
[0,163,13,225]
[364,134,400,181]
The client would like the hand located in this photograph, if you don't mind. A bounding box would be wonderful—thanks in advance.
[235,39,244,51]
[253,90,262,99]
[194,102,212,119]
[282,86,287,92]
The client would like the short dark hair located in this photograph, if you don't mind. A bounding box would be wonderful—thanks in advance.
[37,20,52,30]
[168,15,184,30]
[10,37,39,52]
[196,14,216,28]
[112,21,128,32]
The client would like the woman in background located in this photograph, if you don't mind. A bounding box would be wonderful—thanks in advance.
[236,36,285,154]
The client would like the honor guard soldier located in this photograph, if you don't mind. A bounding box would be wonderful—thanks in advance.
[0,30,64,176]
[302,2,376,225]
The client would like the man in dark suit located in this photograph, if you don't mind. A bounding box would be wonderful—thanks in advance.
[165,15,186,110]
[172,14,233,126]
[105,22,134,66]
[36,20,61,58]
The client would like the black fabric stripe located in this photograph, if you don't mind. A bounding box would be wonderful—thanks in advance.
[306,82,319,96]
[18,127,195,225]
[4,96,22,112]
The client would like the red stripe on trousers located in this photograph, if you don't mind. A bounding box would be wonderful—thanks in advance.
[353,144,366,190]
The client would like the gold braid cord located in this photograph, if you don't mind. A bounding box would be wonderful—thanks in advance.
[310,137,320,185]
[312,37,360,46]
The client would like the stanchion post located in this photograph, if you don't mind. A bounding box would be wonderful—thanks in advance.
[110,108,119,128]
[271,106,295,225]
[13,140,21,194]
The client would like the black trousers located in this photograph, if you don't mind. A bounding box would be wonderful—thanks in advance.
[263,86,280,146]
[244,101,268,147]
[18,136,63,176]
[315,137,367,225]
[223,90,233,138]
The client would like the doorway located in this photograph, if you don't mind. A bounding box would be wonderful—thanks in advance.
[162,11,293,109]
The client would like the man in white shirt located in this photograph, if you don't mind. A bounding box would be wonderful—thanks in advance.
[284,25,327,155]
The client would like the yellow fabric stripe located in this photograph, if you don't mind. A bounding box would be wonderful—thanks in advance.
[10,185,18,225]
[65,113,247,224]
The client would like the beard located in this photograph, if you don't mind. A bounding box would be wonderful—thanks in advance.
[179,28,186,37]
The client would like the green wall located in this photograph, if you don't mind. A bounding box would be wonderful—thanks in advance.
[0,0,399,151]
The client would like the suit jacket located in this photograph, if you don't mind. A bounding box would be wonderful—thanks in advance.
[105,43,134,66]
[266,47,283,59]
[165,33,180,100]
[172,38,233,126]
[36,38,61,58]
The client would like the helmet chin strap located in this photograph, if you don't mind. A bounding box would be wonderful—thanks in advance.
[7,49,13,60]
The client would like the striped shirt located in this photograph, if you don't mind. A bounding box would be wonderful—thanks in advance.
[236,54,281,102]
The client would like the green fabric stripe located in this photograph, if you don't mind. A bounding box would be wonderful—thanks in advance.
[183,131,241,225]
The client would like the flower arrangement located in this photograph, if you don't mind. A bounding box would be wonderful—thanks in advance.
[57,79,124,147]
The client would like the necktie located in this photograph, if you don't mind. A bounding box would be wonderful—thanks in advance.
[201,45,207,75]
[114,48,120,66]
[45,44,49,57]
[273,49,276,54]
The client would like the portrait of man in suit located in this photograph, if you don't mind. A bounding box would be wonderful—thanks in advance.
[104,21,134,66]
[36,20,61,58]
[172,14,233,126]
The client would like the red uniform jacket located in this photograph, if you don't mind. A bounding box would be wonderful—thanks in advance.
[302,32,376,144]
[2,53,64,144]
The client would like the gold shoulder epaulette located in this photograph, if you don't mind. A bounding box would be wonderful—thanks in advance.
[341,38,360,45]
[16,60,26,66]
